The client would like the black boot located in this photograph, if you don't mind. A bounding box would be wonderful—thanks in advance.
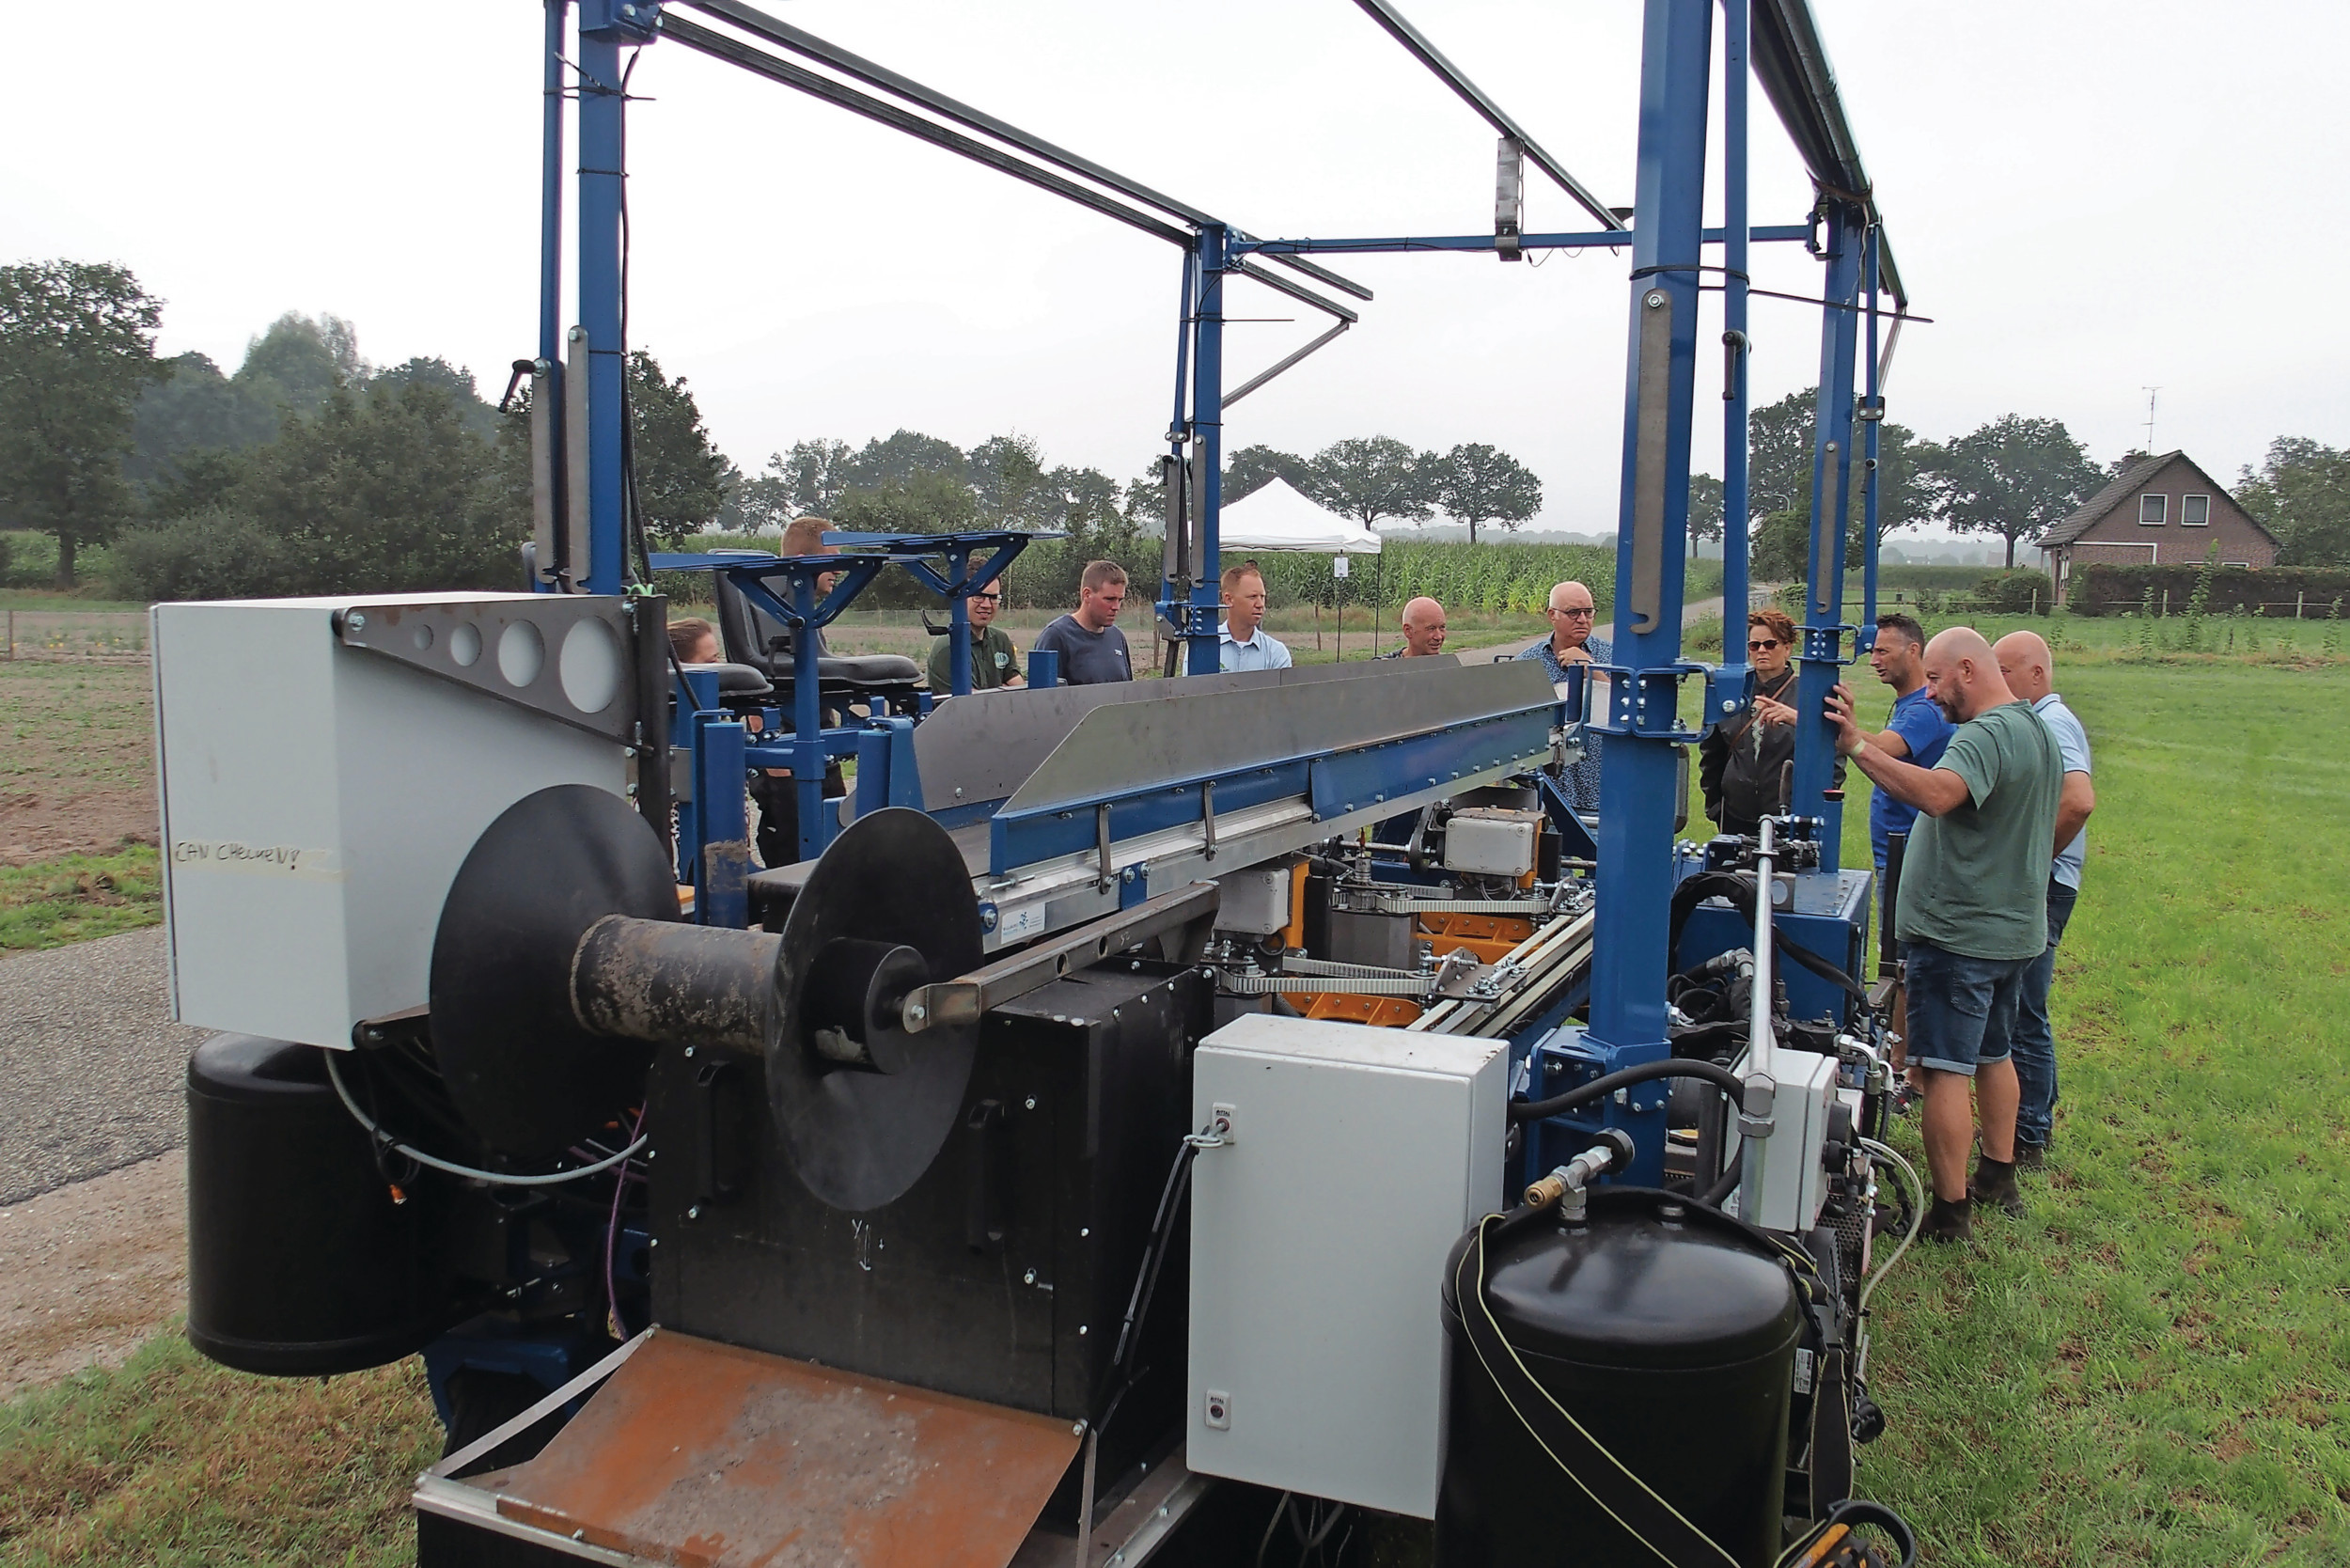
[1970,1154,2026,1217]
[1918,1195,1973,1245]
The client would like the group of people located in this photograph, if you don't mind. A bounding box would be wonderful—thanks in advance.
[1827,618,2093,1243]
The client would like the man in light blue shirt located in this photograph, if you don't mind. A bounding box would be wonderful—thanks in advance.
[1217,561,1292,672]
[1517,581,1609,811]
[1995,631,2095,1167]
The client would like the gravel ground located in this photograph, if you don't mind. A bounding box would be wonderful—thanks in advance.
[0,1150,186,1402]
[0,926,199,1207]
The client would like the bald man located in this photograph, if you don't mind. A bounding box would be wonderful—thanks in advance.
[1382,597,1449,658]
[1826,627,2063,1243]
[1518,582,1611,809]
[1993,630,2095,1168]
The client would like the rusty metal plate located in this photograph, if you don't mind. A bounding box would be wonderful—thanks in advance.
[473,1329,1082,1568]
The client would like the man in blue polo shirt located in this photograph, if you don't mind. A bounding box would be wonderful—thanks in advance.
[1516,580,1610,812]
[1850,612,1956,911]
[1995,630,2095,1169]
[1217,561,1292,671]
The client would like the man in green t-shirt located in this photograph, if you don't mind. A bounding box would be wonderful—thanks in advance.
[927,585,1025,694]
[1826,627,2061,1245]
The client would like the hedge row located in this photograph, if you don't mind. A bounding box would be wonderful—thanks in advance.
[2070,563,2350,618]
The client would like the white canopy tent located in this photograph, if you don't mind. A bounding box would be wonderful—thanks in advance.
[1216,478,1382,554]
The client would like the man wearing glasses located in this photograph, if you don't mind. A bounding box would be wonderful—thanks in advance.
[927,583,1025,693]
[1516,581,1610,810]
[1700,608,1840,837]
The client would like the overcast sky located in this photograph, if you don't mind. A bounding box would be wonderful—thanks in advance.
[8,1,2345,541]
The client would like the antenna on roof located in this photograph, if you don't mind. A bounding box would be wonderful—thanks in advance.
[2141,386,2161,451]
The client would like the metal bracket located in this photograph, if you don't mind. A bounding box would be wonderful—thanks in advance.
[334,595,641,746]
[1585,661,1722,742]
[901,882,1221,1034]
[1800,621,1858,667]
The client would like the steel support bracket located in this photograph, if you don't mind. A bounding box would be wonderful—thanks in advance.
[1801,622,1857,666]
[580,0,663,42]
[1584,661,1724,742]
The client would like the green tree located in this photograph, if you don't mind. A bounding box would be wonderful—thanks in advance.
[843,429,965,492]
[1222,443,1311,505]
[2236,438,2350,566]
[718,459,794,533]
[1431,443,1541,543]
[624,350,728,544]
[1745,387,1935,533]
[0,260,168,585]
[1750,506,1862,583]
[127,351,281,492]
[229,378,529,594]
[1307,436,1435,530]
[1687,472,1726,542]
[833,471,979,537]
[1932,414,2102,568]
[968,433,1047,525]
[783,438,853,516]
[370,357,498,437]
[236,311,364,416]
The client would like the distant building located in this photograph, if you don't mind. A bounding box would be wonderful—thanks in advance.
[2035,450,2279,604]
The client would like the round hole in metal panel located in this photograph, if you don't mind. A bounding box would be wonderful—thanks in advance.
[558,617,622,713]
[498,619,546,687]
[448,621,482,667]
[412,622,435,651]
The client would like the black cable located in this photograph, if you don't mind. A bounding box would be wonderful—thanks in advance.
[1091,1131,1201,1436]
[1699,1163,1743,1207]
[1511,1057,1745,1125]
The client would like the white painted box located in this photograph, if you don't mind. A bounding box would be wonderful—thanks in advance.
[153,595,626,1050]
[1187,1015,1508,1518]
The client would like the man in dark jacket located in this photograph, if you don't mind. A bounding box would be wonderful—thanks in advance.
[1701,607,1841,834]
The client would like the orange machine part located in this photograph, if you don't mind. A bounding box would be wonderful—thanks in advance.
[1418,911,1535,967]
[472,1329,1081,1568]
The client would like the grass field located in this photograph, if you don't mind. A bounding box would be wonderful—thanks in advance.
[0,845,161,951]
[0,626,2343,1563]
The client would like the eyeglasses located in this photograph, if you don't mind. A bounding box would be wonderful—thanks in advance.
[971,593,1000,603]
[1747,638,1782,651]
[1551,606,1596,619]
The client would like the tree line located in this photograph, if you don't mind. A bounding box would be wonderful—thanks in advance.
[2,257,2343,603]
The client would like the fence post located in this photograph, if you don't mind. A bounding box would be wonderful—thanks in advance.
[2162,588,2170,618]
[2296,590,2305,620]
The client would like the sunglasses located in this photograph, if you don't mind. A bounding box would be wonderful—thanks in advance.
[1552,606,1596,619]
[1747,638,1782,651]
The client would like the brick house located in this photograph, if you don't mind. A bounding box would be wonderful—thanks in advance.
[2035,450,2280,604]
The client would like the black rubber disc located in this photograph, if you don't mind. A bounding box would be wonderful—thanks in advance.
[768,807,983,1213]
[431,785,680,1161]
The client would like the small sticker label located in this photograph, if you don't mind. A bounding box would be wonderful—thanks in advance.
[995,902,1048,941]
[170,840,343,880]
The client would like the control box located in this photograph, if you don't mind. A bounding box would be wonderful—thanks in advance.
[1442,807,1543,877]
[1187,1015,1507,1518]
[153,596,627,1050]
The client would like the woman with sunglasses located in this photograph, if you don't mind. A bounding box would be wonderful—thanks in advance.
[1699,607,1839,837]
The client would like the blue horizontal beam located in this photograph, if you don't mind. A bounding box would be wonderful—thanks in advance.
[1230,225,1811,258]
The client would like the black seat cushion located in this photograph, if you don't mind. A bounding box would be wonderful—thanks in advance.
[681,660,775,699]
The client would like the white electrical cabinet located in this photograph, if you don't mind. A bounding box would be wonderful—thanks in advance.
[1187,1015,1508,1518]
[1737,1049,1842,1233]
[153,596,628,1051]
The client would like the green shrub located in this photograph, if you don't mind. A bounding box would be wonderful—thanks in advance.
[1973,568,2056,615]
[109,510,300,603]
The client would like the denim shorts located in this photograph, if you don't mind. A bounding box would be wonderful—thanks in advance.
[1903,939,2030,1077]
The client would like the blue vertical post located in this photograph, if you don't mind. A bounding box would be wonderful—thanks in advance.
[1586,0,1713,1187]
[791,572,826,863]
[1188,226,1227,675]
[575,23,627,596]
[1791,204,1863,870]
[1718,0,1751,648]
[946,542,974,696]
[1859,227,1883,642]
[540,0,566,368]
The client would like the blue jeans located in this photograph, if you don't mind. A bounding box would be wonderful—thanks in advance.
[1902,939,2030,1077]
[2011,878,2078,1147]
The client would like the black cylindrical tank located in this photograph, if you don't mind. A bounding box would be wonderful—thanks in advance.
[1437,1187,1803,1568]
[187,1034,457,1375]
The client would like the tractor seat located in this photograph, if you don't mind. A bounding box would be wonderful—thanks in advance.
[806,654,923,687]
[680,661,776,702]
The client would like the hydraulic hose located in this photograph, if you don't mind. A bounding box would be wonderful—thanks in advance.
[1510,1057,1746,1124]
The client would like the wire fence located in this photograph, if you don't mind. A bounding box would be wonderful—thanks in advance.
[1,610,149,664]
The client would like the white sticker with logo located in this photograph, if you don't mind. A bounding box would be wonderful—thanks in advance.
[171,840,343,881]
[995,902,1048,941]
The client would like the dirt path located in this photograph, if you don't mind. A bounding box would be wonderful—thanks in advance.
[0,1151,187,1403]
[0,659,157,866]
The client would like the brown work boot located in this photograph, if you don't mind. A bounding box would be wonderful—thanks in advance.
[1969,1154,2025,1217]
[1918,1195,1973,1245]
[2013,1139,2047,1170]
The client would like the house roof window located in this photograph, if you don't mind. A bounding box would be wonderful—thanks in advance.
[2182,494,2211,525]
[2139,494,2168,525]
